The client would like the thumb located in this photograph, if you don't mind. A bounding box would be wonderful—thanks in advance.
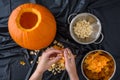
[64,49,69,61]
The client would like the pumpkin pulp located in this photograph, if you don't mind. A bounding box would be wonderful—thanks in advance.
[20,12,38,29]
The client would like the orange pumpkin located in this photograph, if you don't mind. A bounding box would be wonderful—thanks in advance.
[8,3,56,50]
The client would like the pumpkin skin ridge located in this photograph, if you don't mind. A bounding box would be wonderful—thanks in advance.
[8,3,56,50]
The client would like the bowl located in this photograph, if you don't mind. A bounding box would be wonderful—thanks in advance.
[81,50,116,80]
[68,13,104,44]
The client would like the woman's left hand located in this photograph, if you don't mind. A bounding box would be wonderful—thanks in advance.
[29,48,62,80]
[36,48,62,73]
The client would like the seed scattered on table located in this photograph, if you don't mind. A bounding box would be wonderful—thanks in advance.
[30,60,33,64]
[30,50,40,55]
[20,60,26,66]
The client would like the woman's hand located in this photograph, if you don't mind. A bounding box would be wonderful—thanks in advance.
[64,48,79,80]
[29,48,62,80]
[36,48,62,73]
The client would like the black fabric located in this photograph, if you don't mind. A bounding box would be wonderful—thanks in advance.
[0,0,120,80]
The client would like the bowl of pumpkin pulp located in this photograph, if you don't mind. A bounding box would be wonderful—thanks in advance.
[81,50,116,80]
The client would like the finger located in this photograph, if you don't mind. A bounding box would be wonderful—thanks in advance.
[66,48,73,55]
[38,56,41,60]
[67,49,76,63]
[64,49,69,62]
[49,56,61,65]
[37,56,41,63]
[66,48,76,63]
[66,48,74,58]
[45,47,55,52]
[45,49,62,57]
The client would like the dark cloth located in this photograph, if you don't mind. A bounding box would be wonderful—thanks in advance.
[0,0,120,80]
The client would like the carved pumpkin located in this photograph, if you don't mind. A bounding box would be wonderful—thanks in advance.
[8,3,56,50]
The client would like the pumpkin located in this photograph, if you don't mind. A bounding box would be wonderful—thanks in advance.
[8,3,56,50]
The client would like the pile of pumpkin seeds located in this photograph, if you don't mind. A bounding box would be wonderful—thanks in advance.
[48,40,65,75]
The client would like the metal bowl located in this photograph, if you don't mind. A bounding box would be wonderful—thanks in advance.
[81,50,116,80]
[68,13,104,44]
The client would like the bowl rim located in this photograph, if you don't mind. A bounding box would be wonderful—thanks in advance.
[81,50,116,80]
[69,13,102,44]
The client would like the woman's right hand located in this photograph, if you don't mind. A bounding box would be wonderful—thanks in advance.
[64,48,79,80]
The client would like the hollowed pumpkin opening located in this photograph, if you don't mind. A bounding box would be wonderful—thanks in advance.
[20,12,38,29]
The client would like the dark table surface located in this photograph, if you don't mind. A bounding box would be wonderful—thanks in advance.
[0,0,120,80]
